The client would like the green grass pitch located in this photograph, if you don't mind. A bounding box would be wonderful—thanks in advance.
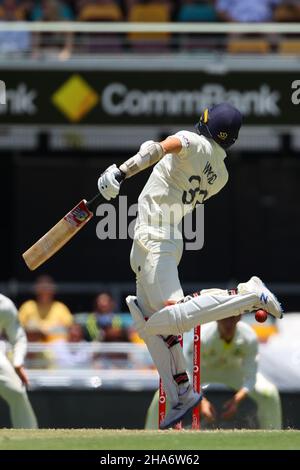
[0,429,299,450]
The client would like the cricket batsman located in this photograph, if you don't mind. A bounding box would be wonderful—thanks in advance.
[97,103,283,429]
[145,316,282,429]
[0,293,37,428]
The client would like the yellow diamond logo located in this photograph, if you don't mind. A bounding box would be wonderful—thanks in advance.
[52,75,99,122]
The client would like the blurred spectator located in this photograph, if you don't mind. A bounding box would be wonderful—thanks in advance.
[0,0,31,54]
[77,0,123,21]
[215,0,281,22]
[176,0,218,51]
[31,0,74,20]
[19,275,73,343]
[51,323,93,367]
[177,0,218,22]
[0,0,27,19]
[127,0,171,50]
[31,0,74,60]
[84,292,130,342]
[274,0,300,21]
[129,327,144,344]
[77,0,123,52]
[68,322,85,342]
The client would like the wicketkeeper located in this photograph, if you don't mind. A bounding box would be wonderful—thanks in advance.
[145,316,282,429]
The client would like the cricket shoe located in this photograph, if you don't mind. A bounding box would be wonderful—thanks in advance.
[126,295,147,340]
[238,276,283,319]
[159,386,203,430]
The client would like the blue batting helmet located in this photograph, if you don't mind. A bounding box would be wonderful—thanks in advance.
[196,103,242,150]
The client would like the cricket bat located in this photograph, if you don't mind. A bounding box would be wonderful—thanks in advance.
[22,174,123,271]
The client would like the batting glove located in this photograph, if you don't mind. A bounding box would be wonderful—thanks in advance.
[98,164,122,201]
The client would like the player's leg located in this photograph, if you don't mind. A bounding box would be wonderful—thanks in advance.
[130,304,201,430]
[0,352,38,428]
[138,240,191,394]
[143,277,283,336]
[129,238,201,427]
[130,238,189,406]
[133,286,182,405]
[249,372,282,429]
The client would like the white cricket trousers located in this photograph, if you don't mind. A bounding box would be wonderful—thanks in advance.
[0,352,37,428]
[130,235,188,405]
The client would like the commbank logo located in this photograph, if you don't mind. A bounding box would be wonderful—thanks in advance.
[101,82,280,117]
[52,75,99,122]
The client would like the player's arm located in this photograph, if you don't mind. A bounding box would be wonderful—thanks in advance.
[160,136,183,155]
[221,388,249,420]
[97,137,182,200]
[201,396,217,423]
[2,298,29,386]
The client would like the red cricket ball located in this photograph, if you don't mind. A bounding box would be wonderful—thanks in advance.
[255,309,268,323]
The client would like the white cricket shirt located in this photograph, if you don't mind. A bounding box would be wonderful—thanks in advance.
[135,131,228,240]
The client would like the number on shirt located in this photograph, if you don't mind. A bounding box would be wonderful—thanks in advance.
[182,175,208,205]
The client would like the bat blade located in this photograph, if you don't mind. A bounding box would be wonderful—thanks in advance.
[22,200,93,271]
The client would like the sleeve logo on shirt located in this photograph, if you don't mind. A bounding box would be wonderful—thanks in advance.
[182,135,190,148]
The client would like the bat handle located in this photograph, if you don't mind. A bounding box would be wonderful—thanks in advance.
[86,192,103,212]
[86,169,125,212]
